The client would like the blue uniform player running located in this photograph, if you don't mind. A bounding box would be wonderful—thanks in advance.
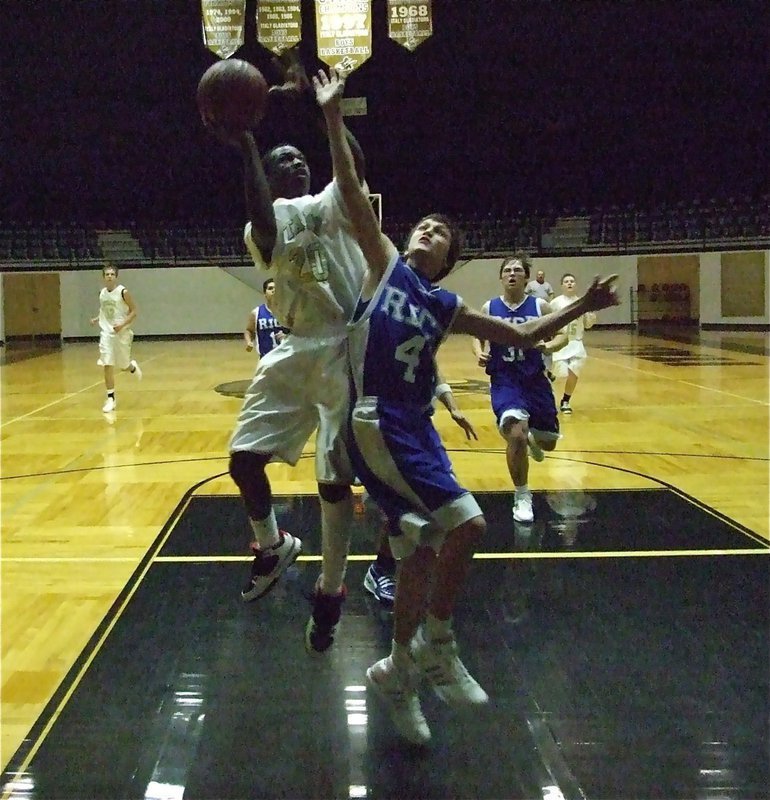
[313,66,620,745]
[474,253,569,523]
[244,278,289,357]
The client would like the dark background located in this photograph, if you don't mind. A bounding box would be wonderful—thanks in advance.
[2,0,768,224]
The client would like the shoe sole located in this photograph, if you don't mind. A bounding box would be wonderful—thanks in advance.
[363,571,395,608]
[241,537,302,602]
[365,669,431,746]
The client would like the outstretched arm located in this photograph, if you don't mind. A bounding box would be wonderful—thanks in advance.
[314,69,390,293]
[452,275,619,347]
[238,132,276,264]
[205,124,276,265]
[269,47,366,182]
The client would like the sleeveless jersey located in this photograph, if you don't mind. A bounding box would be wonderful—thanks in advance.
[98,284,130,333]
[486,294,545,380]
[549,294,587,360]
[253,304,288,356]
[348,255,461,410]
[244,180,366,338]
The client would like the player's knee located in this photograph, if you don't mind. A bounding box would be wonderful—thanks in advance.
[542,439,558,452]
[318,482,351,504]
[505,427,528,451]
[229,450,270,492]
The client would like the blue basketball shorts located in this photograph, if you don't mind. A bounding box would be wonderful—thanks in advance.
[349,397,483,559]
[490,372,559,440]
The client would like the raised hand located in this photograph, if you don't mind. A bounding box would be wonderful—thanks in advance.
[581,275,620,312]
[268,45,311,99]
[312,68,346,113]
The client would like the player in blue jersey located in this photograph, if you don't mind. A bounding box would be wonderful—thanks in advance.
[473,253,569,523]
[244,278,289,357]
[313,67,620,744]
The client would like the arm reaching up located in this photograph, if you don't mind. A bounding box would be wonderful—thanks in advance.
[313,68,391,295]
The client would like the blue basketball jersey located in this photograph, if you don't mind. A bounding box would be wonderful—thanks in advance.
[254,304,288,356]
[486,295,546,380]
[348,256,461,409]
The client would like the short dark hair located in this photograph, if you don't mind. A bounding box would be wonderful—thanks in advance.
[262,142,304,177]
[561,272,575,283]
[405,213,464,280]
[263,278,275,292]
[500,251,532,278]
[102,263,118,276]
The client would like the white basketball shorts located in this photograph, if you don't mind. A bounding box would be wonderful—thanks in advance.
[229,333,353,485]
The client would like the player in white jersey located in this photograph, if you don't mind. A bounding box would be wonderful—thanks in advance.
[546,273,597,414]
[314,67,621,745]
[207,53,373,654]
[89,263,142,413]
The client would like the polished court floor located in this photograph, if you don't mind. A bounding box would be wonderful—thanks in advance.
[1,329,768,799]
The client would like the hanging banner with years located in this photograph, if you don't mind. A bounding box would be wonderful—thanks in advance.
[256,1,302,55]
[201,0,246,59]
[315,0,372,75]
[387,0,432,52]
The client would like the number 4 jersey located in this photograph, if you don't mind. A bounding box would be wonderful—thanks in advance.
[348,255,461,410]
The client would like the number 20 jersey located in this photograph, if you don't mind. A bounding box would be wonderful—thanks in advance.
[348,256,461,409]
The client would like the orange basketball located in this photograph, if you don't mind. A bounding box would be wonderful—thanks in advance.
[197,59,268,131]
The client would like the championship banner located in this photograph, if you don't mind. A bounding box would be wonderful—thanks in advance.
[387,0,432,52]
[256,1,302,55]
[201,0,245,58]
[315,0,372,75]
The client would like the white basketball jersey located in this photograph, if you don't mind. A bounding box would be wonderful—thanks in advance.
[550,294,587,360]
[244,180,366,337]
[98,285,129,333]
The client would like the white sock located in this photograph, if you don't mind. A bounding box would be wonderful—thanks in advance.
[425,613,453,643]
[249,510,280,550]
[319,494,353,594]
[515,484,529,497]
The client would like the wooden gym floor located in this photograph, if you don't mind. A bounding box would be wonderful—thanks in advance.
[1,329,768,799]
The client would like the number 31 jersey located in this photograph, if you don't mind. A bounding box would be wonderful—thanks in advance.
[348,255,461,410]
[485,294,545,381]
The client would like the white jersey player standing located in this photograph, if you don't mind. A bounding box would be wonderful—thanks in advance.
[89,263,142,413]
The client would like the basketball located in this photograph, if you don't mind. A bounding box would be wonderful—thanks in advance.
[197,59,268,132]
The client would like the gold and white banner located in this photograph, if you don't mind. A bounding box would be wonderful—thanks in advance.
[256,1,302,55]
[201,0,246,58]
[387,0,432,52]
[315,0,372,74]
